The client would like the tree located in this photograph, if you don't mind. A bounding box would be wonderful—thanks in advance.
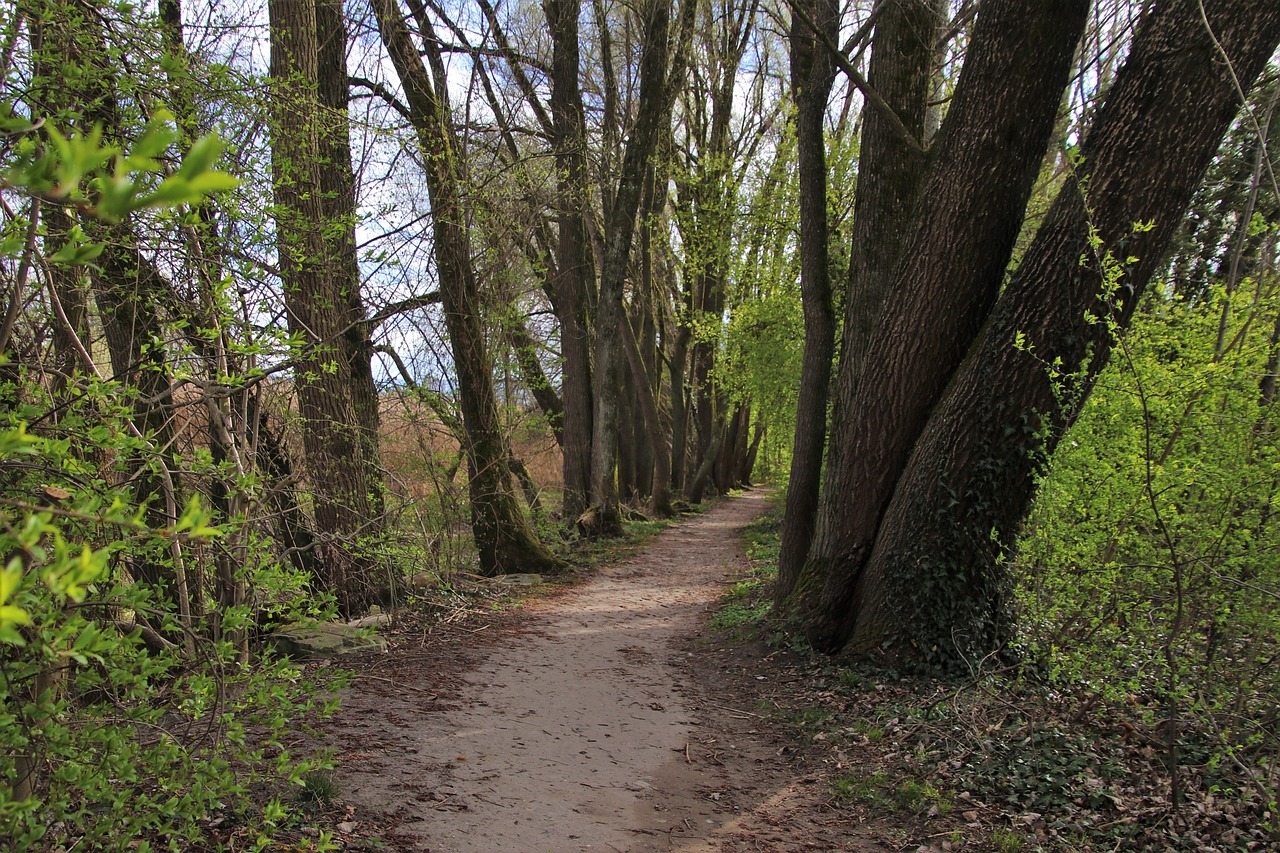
[821,0,1280,663]
[786,0,1092,651]
[546,0,596,524]
[669,0,758,502]
[773,0,848,604]
[269,0,384,614]
[370,0,561,575]
[586,0,695,534]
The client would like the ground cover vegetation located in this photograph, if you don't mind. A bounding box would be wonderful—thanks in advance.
[1,0,1278,848]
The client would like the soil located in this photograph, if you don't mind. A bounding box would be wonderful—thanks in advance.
[309,490,898,852]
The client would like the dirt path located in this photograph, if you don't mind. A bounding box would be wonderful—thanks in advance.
[321,491,879,852]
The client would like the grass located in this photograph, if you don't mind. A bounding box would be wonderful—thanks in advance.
[710,599,771,630]
[708,492,784,635]
[828,771,952,816]
[991,828,1026,852]
[830,770,891,805]
[297,769,340,805]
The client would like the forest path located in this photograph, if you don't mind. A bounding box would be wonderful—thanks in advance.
[321,489,870,852]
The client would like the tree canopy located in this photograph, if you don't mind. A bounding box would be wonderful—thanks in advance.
[2,0,1279,847]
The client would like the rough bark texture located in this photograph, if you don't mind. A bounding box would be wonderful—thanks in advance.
[271,0,390,612]
[316,0,385,519]
[547,0,595,522]
[371,0,561,575]
[847,0,1280,664]
[797,0,1091,651]
[772,0,852,605]
[780,0,940,606]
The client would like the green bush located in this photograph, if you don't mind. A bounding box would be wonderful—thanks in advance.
[0,110,340,851]
[1015,285,1280,802]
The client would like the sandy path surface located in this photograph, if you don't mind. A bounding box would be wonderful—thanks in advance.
[331,490,782,852]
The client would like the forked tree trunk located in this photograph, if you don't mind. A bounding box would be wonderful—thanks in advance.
[794,0,1091,651]
[780,0,941,604]
[836,0,1280,664]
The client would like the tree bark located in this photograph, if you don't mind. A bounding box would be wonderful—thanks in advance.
[779,0,940,605]
[773,0,840,603]
[316,0,385,520]
[796,0,1091,652]
[588,0,692,535]
[621,312,673,515]
[844,0,1280,664]
[270,0,387,613]
[31,0,187,613]
[546,0,595,523]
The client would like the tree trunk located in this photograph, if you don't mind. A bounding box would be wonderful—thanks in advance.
[740,421,765,486]
[774,0,840,602]
[841,0,1280,665]
[270,0,386,613]
[779,0,940,605]
[371,0,561,575]
[546,0,595,523]
[505,316,565,448]
[621,312,673,515]
[588,0,690,536]
[669,324,691,492]
[316,0,385,520]
[34,0,188,613]
[795,0,1091,652]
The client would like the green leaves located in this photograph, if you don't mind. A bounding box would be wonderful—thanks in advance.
[0,560,32,644]
[1,109,239,224]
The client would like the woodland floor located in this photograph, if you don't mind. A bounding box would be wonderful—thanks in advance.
[279,489,1280,853]
[298,489,950,852]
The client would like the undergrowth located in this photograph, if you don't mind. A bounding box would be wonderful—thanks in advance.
[714,482,1280,850]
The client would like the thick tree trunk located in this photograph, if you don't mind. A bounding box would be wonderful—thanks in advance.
[270,0,384,614]
[796,0,1091,652]
[43,206,90,402]
[844,0,1280,665]
[779,0,940,605]
[773,0,840,603]
[546,0,595,522]
[371,0,561,575]
[675,0,753,503]
[686,417,724,503]
[316,0,385,520]
[34,0,188,613]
